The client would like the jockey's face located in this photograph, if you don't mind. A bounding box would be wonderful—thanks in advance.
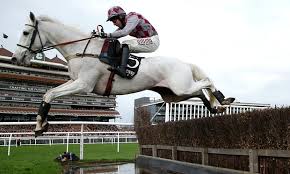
[111,18,123,28]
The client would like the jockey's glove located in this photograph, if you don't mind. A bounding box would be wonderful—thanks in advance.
[100,32,108,38]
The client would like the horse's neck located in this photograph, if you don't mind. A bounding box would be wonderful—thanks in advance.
[40,21,104,59]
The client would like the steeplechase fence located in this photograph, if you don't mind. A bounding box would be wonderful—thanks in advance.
[140,145,290,173]
[135,106,290,174]
[0,121,136,159]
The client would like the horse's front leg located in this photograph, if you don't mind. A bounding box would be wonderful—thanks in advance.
[34,101,51,136]
[34,79,95,137]
[34,80,74,137]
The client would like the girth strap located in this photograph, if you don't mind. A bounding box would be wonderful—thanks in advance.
[103,71,115,96]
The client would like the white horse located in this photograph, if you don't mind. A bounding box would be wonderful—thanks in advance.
[12,12,234,136]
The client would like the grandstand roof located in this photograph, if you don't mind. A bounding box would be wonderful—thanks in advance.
[48,55,67,65]
[0,47,13,57]
[0,106,120,117]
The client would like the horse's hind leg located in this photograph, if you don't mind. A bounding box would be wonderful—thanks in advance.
[190,64,235,105]
[167,75,212,97]
[198,92,225,114]
[212,90,235,105]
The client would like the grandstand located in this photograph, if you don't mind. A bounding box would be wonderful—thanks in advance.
[0,46,123,133]
[135,97,271,124]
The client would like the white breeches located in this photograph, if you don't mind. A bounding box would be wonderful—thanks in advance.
[122,35,160,53]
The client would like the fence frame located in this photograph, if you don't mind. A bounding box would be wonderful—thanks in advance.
[0,121,135,159]
[140,145,290,173]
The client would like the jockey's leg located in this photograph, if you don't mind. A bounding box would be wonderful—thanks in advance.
[108,44,129,78]
[108,36,159,77]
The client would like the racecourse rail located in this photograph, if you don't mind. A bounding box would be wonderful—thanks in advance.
[0,121,136,159]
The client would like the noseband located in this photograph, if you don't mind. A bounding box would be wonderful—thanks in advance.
[17,20,44,54]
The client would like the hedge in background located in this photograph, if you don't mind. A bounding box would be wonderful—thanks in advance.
[135,107,290,150]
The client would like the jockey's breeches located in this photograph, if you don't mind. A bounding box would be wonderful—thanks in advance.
[122,35,160,53]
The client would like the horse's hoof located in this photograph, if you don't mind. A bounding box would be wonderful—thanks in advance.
[34,130,43,137]
[216,106,226,113]
[221,97,235,105]
[34,123,49,137]
[210,108,218,114]
[209,106,226,114]
[42,123,49,132]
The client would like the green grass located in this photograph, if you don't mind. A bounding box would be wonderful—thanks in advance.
[0,143,139,174]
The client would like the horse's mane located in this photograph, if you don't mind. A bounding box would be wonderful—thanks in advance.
[37,15,87,36]
[38,15,60,23]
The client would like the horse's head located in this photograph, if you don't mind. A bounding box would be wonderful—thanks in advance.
[12,12,47,66]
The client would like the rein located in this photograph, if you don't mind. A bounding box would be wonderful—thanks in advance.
[17,19,103,55]
[40,35,99,53]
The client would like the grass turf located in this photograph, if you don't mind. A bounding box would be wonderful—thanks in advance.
[0,143,139,174]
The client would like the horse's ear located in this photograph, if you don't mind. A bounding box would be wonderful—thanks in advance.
[29,12,35,22]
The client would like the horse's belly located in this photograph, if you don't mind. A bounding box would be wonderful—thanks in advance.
[92,76,109,95]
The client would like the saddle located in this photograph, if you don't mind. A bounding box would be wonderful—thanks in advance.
[99,38,143,79]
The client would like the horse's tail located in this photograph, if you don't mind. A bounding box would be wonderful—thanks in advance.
[190,64,219,107]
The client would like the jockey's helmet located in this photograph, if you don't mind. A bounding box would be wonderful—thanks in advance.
[107,6,126,22]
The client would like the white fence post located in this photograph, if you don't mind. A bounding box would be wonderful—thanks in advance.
[7,133,12,156]
[66,133,70,152]
[117,132,120,153]
[80,124,84,160]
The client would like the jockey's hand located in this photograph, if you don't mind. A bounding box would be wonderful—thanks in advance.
[100,32,108,38]
[94,31,108,38]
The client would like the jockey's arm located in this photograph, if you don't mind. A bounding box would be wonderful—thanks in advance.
[109,15,140,38]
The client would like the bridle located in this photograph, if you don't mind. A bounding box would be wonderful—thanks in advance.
[16,20,102,55]
[17,20,44,54]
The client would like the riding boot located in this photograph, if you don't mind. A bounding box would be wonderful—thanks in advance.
[108,44,129,78]
[212,90,235,105]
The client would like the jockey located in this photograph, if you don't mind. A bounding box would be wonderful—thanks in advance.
[104,6,160,77]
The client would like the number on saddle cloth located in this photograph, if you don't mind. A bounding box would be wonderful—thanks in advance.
[99,38,143,79]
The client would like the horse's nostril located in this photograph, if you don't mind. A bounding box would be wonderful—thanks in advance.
[11,57,18,63]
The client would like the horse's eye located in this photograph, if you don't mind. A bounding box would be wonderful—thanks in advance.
[23,31,29,36]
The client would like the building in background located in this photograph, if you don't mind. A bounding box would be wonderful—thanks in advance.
[0,47,119,123]
[135,97,271,124]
